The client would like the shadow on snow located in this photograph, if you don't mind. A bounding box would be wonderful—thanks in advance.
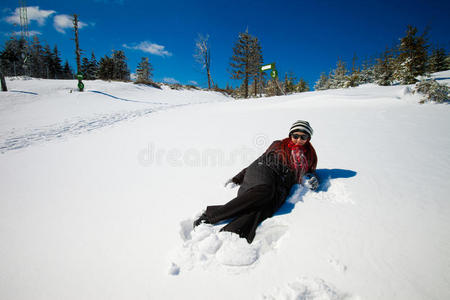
[89,90,168,105]
[275,168,357,216]
[10,90,38,95]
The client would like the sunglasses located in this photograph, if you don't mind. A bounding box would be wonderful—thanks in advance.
[291,133,309,141]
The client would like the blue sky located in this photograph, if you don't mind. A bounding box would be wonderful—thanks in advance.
[1,0,449,89]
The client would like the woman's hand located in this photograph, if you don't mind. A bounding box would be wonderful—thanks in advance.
[304,173,319,190]
[224,178,238,189]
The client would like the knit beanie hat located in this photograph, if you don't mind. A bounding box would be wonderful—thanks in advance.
[289,120,313,137]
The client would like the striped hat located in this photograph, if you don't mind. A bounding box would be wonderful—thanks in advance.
[289,120,313,137]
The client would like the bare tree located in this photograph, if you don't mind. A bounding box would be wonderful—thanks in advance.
[73,14,82,74]
[194,34,212,89]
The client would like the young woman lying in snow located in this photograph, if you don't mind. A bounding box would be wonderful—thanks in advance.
[193,120,319,243]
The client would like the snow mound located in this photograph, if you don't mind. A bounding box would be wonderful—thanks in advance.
[169,217,288,275]
[261,277,358,300]
[215,233,258,266]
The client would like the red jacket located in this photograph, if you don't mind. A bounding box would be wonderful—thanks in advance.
[233,137,318,187]
[265,137,317,174]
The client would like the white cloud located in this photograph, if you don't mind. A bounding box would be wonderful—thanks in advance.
[6,30,42,37]
[189,80,198,85]
[4,6,56,26]
[28,30,42,36]
[54,14,87,34]
[163,77,179,84]
[123,41,172,57]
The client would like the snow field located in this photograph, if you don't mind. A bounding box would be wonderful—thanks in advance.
[0,72,449,300]
[0,78,227,152]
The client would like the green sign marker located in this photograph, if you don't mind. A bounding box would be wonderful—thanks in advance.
[271,70,278,79]
[76,72,84,91]
[261,63,278,79]
[261,63,274,71]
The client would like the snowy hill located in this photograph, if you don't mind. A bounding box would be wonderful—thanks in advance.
[0,73,449,300]
[0,79,228,152]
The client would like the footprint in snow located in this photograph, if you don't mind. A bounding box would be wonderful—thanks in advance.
[328,257,348,273]
[261,277,358,300]
[310,179,354,204]
[168,216,288,275]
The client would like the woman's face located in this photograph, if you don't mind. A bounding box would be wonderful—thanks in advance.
[290,131,309,146]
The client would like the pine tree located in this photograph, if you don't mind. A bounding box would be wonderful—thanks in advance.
[111,50,129,81]
[296,78,310,92]
[248,80,257,97]
[284,72,296,94]
[0,37,27,76]
[359,57,376,84]
[256,72,267,97]
[97,55,114,80]
[347,54,360,87]
[428,47,448,73]
[0,37,73,80]
[265,78,282,96]
[53,45,63,79]
[43,44,54,79]
[136,57,153,82]
[375,48,394,86]
[63,60,73,79]
[446,55,450,71]
[80,57,90,79]
[225,83,231,92]
[314,72,330,90]
[395,25,429,84]
[230,30,263,98]
[29,36,44,78]
[80,52,99,80]
[250,37,264,97]
[414,78,449,103]
[232,86,240,98]
[88,52,98,79]
[329,59,349,88]
[234,82,246,98]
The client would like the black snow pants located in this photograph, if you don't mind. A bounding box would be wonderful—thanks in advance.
[204,162,281,243]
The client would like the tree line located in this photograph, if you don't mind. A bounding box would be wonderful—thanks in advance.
[219,30,311,98]
[314,25,449,90]
[1,24,448,98]
[0,30,312,96]
[0,36,73,79]
[0,35,152,83]
[221,25,449,98]
[189,30,311,98]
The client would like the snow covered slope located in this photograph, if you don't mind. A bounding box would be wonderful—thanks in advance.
[0,78,227,152]
[0,73,449,300]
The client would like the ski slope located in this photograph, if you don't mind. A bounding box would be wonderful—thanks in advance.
[0,72,449,300]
